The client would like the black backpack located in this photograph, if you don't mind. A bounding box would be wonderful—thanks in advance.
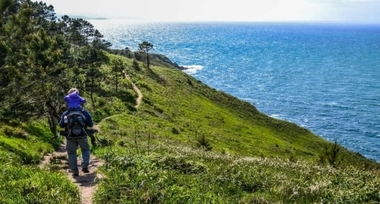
[65,111,87,138]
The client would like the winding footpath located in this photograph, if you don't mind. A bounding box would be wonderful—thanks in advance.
[39,71,143,203]
[123,70,143,109]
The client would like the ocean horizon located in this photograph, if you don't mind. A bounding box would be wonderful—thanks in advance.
[89,20,380,162]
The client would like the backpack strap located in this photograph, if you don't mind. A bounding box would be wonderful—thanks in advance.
[65,110,88,139]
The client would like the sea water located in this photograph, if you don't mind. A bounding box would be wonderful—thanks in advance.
[90,20,380,161]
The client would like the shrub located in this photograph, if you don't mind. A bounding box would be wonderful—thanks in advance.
[196,134,212,151]
[319,139,341,167]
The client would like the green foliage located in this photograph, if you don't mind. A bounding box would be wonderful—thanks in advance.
[0,165,80,203]
[132,59,141,71]
[94,154,228,204]
[138,41,154,69]
[1,2,380,203]
[110,58,124,92]
[0,121,79,203]
[1,124,27,139]
[319,139,342,167]
[195,133,213,151]
[0,121,53,165]
[0,1,110,130]
[93,139,380,204]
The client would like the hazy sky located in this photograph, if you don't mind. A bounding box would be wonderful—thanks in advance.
[40,0,380,23]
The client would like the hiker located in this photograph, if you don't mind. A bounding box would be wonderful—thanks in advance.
[64,88,86,111]
[59,89,94,177]
[62,88,97,146]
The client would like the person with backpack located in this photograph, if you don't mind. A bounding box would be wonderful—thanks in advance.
[62,87,97,146]
[59,88,94,177]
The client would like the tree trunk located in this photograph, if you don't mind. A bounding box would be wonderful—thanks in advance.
[45,100,60,135]
[146,53,150,69]
[90,77,96,109]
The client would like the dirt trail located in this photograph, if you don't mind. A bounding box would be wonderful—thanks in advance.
[123,70,143,108]
[39,142,104,204]
[39,71,143,203]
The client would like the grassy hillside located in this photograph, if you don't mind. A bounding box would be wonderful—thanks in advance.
[0,121,80,203]
[97,52,372,165]
[1,52,379,203]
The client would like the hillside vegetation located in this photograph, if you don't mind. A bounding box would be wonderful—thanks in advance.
[1,0,379,203]
[2,53,380,203]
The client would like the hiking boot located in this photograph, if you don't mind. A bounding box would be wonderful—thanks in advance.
[73,173,79,177]
[82,168,89,173]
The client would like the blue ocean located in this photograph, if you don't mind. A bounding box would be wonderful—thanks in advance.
[90,20,380,162]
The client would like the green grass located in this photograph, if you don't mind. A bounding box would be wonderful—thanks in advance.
[91,130,380,203]
[87,57,373,166]
[0,122,54,165]
[0,121,80,203]
[1,53,379,203]
[0,164,80,204]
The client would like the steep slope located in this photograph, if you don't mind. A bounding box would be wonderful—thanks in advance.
[1,52,378,204]
[96,53,374,165]
[89,53,380,203]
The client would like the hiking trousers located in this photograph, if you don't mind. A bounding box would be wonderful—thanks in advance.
[66,137,90,174]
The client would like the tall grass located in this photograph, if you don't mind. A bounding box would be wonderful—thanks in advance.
[0,122,81,203]
[92,118,380,203]
[93,147,380,203]
[0,164,80,203]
